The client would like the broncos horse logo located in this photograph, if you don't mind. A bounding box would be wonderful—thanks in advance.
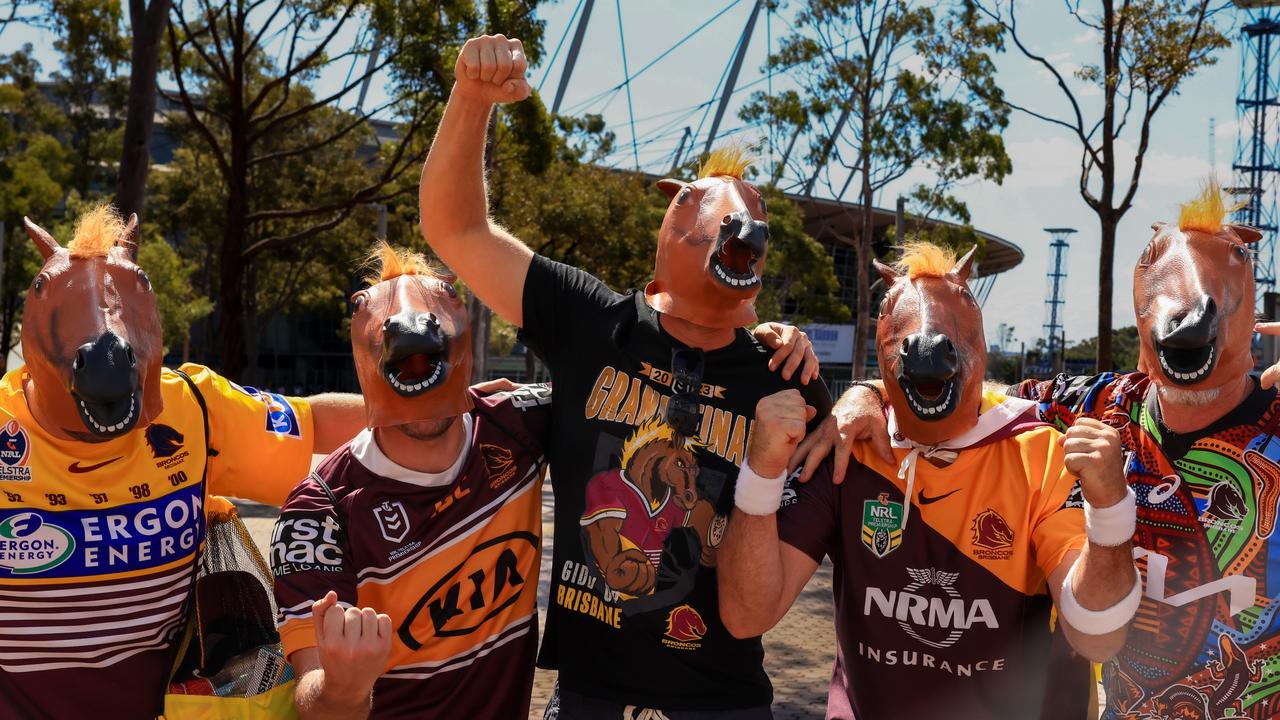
[145,423,185,458]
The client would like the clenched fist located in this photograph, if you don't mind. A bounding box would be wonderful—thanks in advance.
[746,390,816,478]
[453,34,530,105]
[605,548,656,595]
[312,591,393,699]
[1061,418,1128,508]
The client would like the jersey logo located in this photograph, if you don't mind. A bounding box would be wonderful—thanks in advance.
[865,567,998,649]
[482,444,517,489]
[918,488,961,506]
[233,384,303,438]
[861,492,903,558]
[970,509,1014,560]
[68,457,122,474]
[146,424,191,470]
[0,512,74,574]
[662,604,707,650]
[374,501,410,543]
[0,420,32,482]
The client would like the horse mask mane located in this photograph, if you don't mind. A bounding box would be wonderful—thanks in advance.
[874,243,985,446]
[21,206,164,441]
[646,147,770,329]
[350,242,472,427]
[1135,179,1261,403]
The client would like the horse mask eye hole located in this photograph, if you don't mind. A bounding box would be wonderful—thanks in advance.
[1233,244,1252,263]
[352,293,368,314]
[678,186,693,204]
[137,269,151,291]
[32,276,44,294]
[443,282,458,299]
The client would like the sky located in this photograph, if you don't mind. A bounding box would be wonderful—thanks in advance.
[0,1,1253,352]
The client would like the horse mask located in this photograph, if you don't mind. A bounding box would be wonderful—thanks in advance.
[21,207,164,440]
[646,147,770,329]
[875,244,985,446]
[350,243,472,427]
[1135,181,1261,404]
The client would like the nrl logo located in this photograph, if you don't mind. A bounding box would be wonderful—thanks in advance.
[861,491,904,558]
[374,501,411,543]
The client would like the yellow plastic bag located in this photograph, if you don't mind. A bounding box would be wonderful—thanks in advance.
[160,680,297,720]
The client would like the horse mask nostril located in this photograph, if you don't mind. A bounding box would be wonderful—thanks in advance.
[73,350,86,372]
[125,345,136,368]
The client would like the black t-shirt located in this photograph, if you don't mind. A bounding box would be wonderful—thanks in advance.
[523,255,831,710]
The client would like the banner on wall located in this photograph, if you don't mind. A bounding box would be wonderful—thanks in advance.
[801,324,857,365]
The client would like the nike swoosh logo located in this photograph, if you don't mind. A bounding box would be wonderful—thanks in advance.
[68,457,123,473]
[918,488,962,505]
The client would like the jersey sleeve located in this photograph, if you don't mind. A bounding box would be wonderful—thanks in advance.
[270,474,355,659]
[521,254,626,371]
[179,363,315,506]
[1025,429,1087,580]
[1008,372,1123,432]
[776,458,839,563]
[581,471,629,526]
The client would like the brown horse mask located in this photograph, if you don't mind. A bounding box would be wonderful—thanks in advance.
[875,244,986,446]
[350,244,472,427]
[1135,182,1261,406]
[21,209,164,441]
[646,149,769,329]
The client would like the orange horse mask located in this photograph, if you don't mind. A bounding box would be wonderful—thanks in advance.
[21,208,164,441]
[646,148,769,329]
[875,244,985,446]
[1135,182,1261,404]
[350,243,472,427]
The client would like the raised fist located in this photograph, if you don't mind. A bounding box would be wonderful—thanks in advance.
[312,591,392,698]
[1061,417,1128,509]
[453,34,530,105]
[606,549,656,595]
[746,390,816,478]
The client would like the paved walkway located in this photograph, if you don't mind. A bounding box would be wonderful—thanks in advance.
[241,481,837,718]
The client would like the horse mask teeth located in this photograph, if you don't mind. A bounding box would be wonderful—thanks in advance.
[1136,188,1260,397]
[21,211,164,440]
[351,246,472,428]
[876,244,986,447]
[645,150,769,329]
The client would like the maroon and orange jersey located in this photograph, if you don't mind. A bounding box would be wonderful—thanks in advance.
[778,392,1088,719]
[272,385,551,719]
[581,468,693,569]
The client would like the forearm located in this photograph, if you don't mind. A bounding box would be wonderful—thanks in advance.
[307,393,365,454]
[1060,542,1136,661]
[719,510,790,638]
[295,669,373,720]
[420,90,495,251]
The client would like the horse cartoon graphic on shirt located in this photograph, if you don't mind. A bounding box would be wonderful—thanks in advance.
[580,418,721,596]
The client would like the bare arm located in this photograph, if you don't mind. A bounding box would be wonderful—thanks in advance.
[292,649,372,720]
[306,393,365,454]
[719,510,820,638]
[419,35,533,325]
[291,592,392,720]
[1049,543,1134,662]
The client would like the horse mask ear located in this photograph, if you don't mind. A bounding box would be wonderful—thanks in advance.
[23,217,60,260]
[951,245,979,282]
[1229,224,1263,245]
[118,213,140,262]
[873,259,900,287]
[656,179,687,199]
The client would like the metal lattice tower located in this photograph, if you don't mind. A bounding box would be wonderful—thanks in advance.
[1043,228,1075,362]
[1233,2,1280,306]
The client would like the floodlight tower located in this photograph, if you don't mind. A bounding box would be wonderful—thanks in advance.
[1233,1,1280,307]
[1043,228,1076,367]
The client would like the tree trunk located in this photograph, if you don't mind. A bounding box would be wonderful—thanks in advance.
[218,199,247,379]
[469,296,490,383]
[852,174,874,380]
[114,0,172,219]
[1096,215,1117,371]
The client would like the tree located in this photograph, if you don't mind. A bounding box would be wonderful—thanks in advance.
[137,235,213,360]
[745,0,1011,378]
[968,0,1230,370]
[755,184,852,325]
[115,0,173,220]
[0,45,71,369]
[162,0,498,379]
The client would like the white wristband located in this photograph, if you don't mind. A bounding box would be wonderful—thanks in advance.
[1084,486,1137,547]
[1057,560,1142,636]
[734,459,788,516]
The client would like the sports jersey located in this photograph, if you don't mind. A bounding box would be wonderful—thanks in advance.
[581,468,693,569]
[1013,372,1280,719]
[521,255,831,711]
[776,392,1088,719]
[0,363,314,720]
[272,385,551,719]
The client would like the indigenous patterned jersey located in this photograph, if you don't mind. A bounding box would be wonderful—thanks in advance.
[777,392,1088,719]
[0,363,314,720]
[272,386,551,719]
[521,256,831,710]
[1013,372,1280,720]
